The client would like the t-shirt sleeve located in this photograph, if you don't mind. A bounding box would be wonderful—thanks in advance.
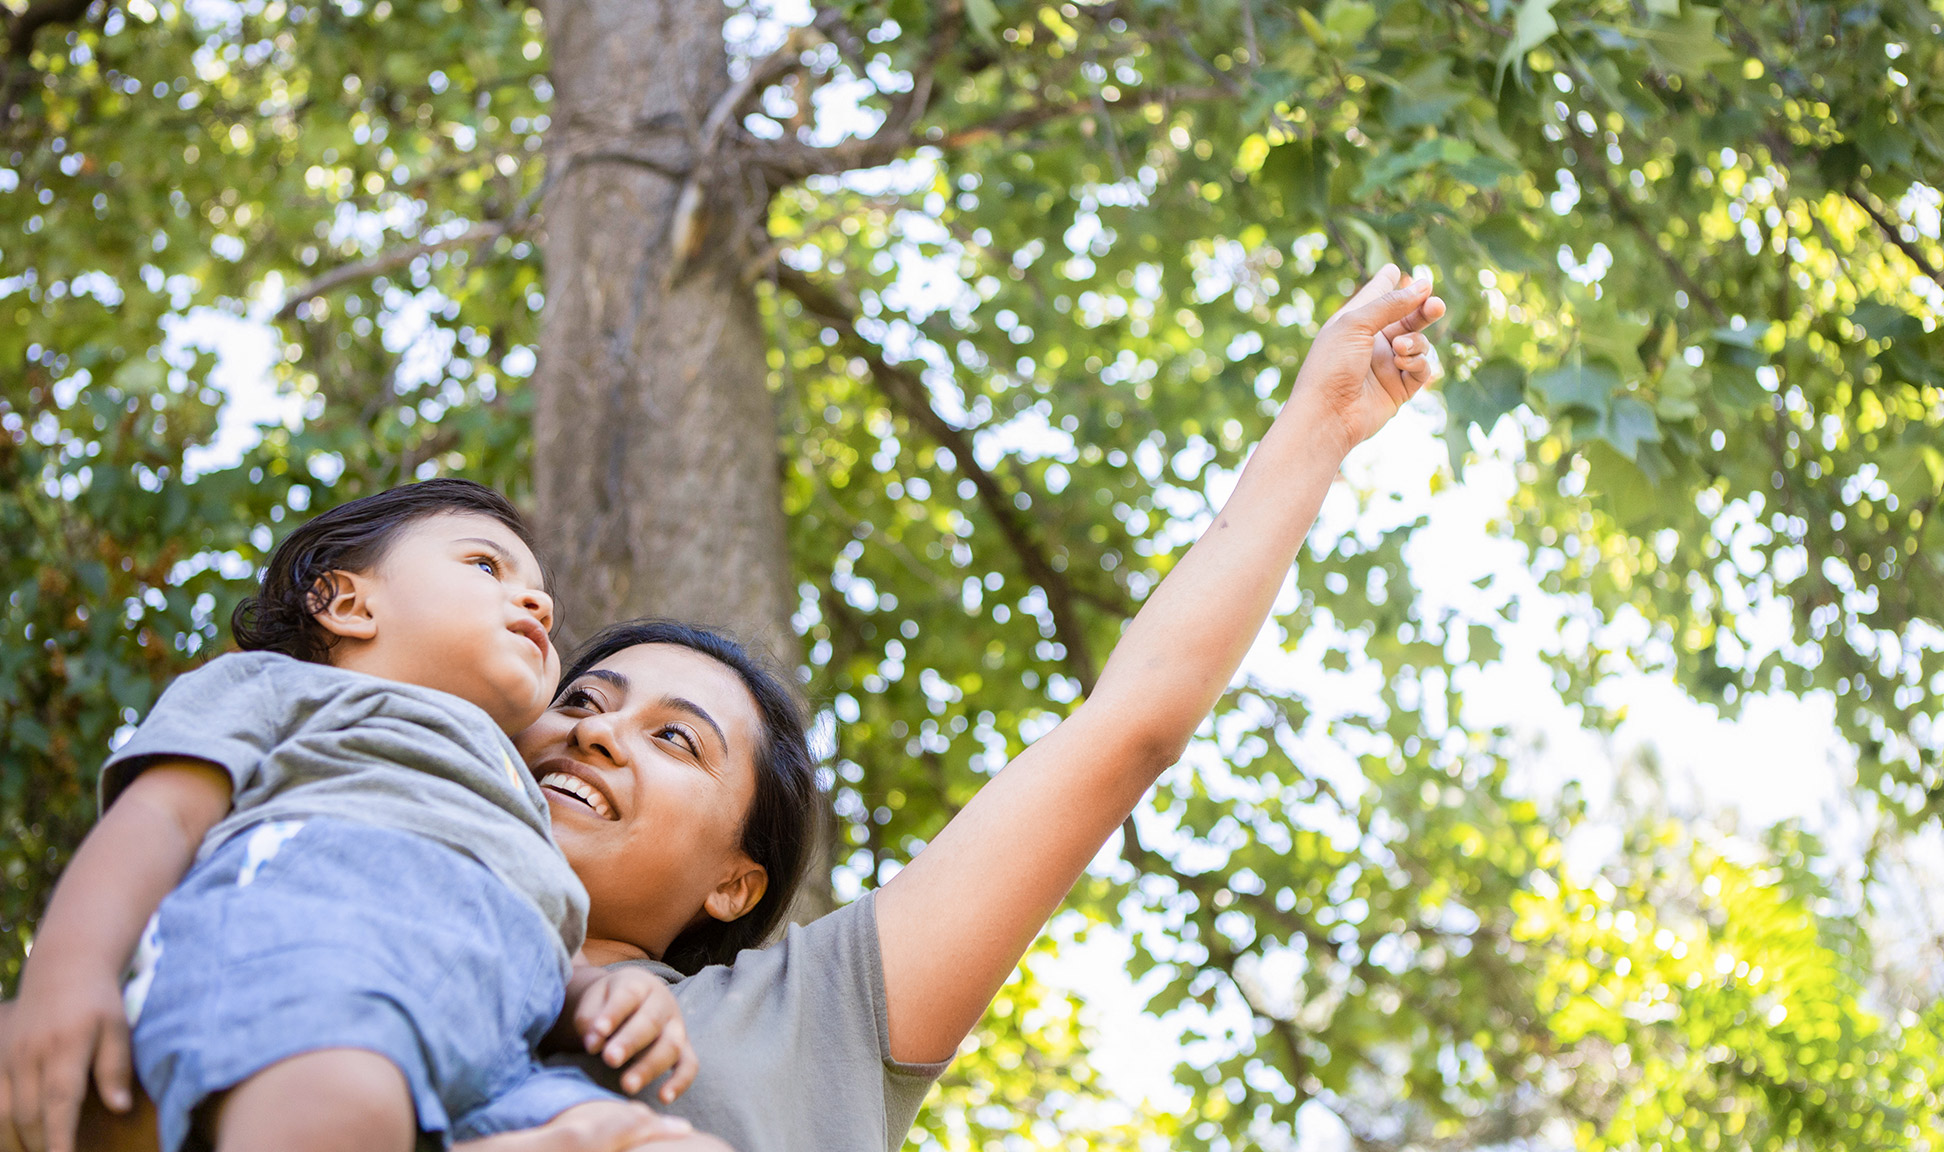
[847,891,955,1139]
[98,652,285,813]
[590,890,951,1152]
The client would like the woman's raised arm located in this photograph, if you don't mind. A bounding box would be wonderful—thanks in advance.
[874,267,1446,1064]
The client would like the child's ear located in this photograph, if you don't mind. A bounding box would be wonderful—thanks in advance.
[311,571,379,642]
[703,857,769,925]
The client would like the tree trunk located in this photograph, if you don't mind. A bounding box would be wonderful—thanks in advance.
[531,0,794,662]
[532,1,834,922]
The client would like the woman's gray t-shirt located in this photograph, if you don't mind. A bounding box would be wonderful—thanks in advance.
[564,891,948,1152]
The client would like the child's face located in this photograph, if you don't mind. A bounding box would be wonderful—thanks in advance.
[333,512,560,733]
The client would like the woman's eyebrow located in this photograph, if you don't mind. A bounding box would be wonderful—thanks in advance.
[584,668,629,692]
[662,696,729,754]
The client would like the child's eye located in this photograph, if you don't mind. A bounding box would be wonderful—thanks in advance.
[472,555,500,575]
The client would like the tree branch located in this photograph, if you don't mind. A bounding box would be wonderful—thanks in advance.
[2,0,100,123]
[5,0,97,61]
[775,264,1116,693]
[275,217,531,321]
[1848,185,1944,288]
[933,84,1227,151]
[1572,139,1731,324]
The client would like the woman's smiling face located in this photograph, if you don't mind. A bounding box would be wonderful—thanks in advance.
[514,642,768,959]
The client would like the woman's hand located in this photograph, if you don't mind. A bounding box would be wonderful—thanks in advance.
[454,1101,723,1152]
[563,967,697,1102]
[1292,263,1446,457]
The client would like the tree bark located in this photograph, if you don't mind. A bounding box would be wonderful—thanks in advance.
[532,0,794,662]
[532,1,834,923]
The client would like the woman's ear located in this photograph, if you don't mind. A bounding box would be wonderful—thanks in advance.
[702,856,769,924]
[311,572,379,642]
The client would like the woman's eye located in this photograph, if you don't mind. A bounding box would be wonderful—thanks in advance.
[472,556,499,575]
[659,727,698,755]
[561,687,600,710]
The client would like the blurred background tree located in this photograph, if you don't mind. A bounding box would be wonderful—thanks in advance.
[4,0,1942,1147]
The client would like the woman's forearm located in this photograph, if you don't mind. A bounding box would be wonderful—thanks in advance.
[1082,389,1346,768]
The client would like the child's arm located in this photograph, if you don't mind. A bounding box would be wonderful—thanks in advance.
[0,760,231,1152]
[874,266,1446,1063]
[552,965,698,1104]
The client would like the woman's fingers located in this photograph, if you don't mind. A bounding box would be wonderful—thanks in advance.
[1382,294,1447,341]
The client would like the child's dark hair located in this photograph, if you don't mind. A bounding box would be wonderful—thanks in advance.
[557,619,819,973]
[231,478,544,664]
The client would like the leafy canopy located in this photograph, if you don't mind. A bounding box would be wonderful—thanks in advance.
[3,0,1942,1147]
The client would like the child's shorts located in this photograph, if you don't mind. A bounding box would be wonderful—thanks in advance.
[129,818,617,1151]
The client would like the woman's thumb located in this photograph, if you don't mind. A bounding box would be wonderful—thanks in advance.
[1346,276,1433,335]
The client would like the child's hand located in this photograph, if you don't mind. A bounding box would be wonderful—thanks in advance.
[571,969,698,1103]
[1290,263,1446,455]
[0,973,136,1152]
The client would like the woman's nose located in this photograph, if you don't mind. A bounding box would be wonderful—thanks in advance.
[570,712,627,766]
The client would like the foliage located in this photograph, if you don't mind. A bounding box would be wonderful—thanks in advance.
[4,0,1942,1148]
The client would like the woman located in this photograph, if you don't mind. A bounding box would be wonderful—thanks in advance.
[46,266,1443,1152]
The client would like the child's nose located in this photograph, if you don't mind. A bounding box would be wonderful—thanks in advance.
[521,588,555,632]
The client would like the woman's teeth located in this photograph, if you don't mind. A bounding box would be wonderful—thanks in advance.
[539,772,613,819]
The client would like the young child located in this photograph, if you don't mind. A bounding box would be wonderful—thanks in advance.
[1,480,700,1152]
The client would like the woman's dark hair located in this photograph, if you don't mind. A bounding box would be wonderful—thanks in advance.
[232,478,544,664]
[557,619,818,974]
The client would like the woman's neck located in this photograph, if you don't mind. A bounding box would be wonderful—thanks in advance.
[580,936,656,966]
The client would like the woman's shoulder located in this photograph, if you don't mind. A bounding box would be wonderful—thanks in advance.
[646,889,881,995]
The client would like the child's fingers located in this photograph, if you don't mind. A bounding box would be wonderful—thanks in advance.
[574,981,616,1049]
[13,1058,47,1152]
[577,979,648,1051]
[656,1038,698,1105]
[601,1005,670,1069]
[90,1019,132,1114]
[616,1021,690,1098]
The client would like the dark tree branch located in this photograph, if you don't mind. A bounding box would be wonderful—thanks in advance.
[5,0,96,61]
[934,83,1227,151]
[775,264,1115,694]
[742,4,957,184]
[1848,186,1944,288]
[275,217,532,320]
[1569,139,1731,324]
[2,0,101,123]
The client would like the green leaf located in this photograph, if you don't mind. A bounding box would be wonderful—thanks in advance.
[966,0,1002,47]
[1444,358,1527,433]
[1498,0,1560,86]
[1594,395,1663,461]
[1322,0,1378,45]
[1645,6,1734,78]
[1534,360,1621,419]
[1472,216,1548,271]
